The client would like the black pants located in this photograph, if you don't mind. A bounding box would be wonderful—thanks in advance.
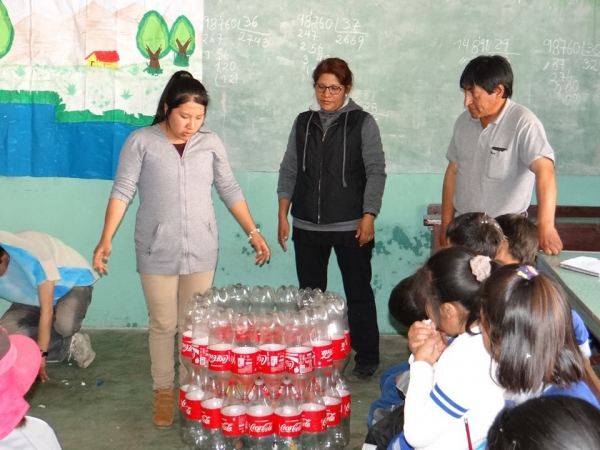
[293,228,380,366]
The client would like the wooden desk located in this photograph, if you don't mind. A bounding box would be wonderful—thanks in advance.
[537,251,600,340]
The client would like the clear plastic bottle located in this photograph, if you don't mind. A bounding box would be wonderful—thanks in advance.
[299,378,328,450]
[201,377,226,449]
[250,285,276,316]
[227,283,251,313]
[334,370,351,448]
[319,376,343,449]
[275,285,299,313]
[185,366,209,449]
[246,378,275,449]
[325,292,352,373]
[232,312,259,402]
[305,305,333,384]
[284,310,313,402]
[182,293,206,362]
[275,378,303,450]
[207,308,233,397]
[221,380,248,449]
[257,312,286,402]
[179,366,195,446]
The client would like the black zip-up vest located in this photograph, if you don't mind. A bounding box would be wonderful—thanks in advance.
[291,109,368,224]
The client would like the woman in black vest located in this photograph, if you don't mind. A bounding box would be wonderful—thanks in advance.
[277,57,386,380]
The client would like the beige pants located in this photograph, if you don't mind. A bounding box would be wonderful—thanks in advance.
[140,271,214,390]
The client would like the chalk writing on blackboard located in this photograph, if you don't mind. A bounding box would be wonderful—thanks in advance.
[453,37,515,64]
[541,38,600,107]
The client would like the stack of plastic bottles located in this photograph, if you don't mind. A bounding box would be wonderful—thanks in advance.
[179,284,352,450]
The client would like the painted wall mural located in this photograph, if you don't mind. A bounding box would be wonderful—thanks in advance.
[0,0,203,179]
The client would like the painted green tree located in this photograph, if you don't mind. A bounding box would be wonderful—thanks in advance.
[169,15,195,67]
[136,10,170,75]
[0,0,15,59]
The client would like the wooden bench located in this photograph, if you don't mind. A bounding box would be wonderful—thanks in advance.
[423,204,600,254]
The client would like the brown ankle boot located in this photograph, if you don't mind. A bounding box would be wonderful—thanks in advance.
[152,387,175,428]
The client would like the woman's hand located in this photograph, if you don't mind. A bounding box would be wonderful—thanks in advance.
[408,320,437,354]
[355,214,375,246]
[249,231,271,266]
[93,240,112,275]
[413,332,447,366]
[278,215,290,251]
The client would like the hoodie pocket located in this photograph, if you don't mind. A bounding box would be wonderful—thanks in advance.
[147,223,162,255]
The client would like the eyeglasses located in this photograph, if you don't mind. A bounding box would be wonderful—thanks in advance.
[314,83,344,95]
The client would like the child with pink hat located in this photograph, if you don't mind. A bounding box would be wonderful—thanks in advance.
[0,325,62,448]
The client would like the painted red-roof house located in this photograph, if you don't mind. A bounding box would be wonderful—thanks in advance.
[85,51,120,69]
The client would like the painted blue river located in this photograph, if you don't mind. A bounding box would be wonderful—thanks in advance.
[0,103,139,180]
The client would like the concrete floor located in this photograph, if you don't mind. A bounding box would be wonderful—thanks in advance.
[23,330,410,450]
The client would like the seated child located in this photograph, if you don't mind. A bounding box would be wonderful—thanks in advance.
[495,213,600,398]
[445,212,504,258]
[486,395,600,450]
[367,247,505,450]
[367,274,428,427]
[479,264,599,408]
[494,213,538,265]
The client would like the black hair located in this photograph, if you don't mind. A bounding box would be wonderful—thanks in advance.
[388,273,428,329]
[0,245,5,256]
[460,55,513,98]
[494,214,539,265]
[151,71,210,125]
[487,396,600,450]
[480,265,584,393]
[417,246,499,334]
[446,212,505,258]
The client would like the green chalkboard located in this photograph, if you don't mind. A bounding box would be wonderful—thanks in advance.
[201,0,600,175]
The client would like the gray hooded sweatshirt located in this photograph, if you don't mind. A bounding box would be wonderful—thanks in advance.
[110,124,244,275]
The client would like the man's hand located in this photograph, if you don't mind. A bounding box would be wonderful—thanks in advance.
[39,359,50,382]
[538,223,563,255]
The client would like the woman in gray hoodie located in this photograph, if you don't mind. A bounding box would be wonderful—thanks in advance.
[93,71,270,428]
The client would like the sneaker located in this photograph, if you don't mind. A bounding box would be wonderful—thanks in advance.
[350,362,379,381]
[69,332,96,369]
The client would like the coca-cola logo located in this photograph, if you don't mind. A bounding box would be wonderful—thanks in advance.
[326,411,336,421]
[222,422,233,432]
[342,403,351,414]
[302,417,311,427]
[249,422,273,433]
[208,353,229,364]
[182,343,193,351]
[279,422,302,433]
[257,354,268,365]
[202,414,211,424]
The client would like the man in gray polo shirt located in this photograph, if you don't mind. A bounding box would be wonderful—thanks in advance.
[441,55,563,255]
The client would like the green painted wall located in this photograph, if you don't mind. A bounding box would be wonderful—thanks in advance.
[1,174,599,333]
